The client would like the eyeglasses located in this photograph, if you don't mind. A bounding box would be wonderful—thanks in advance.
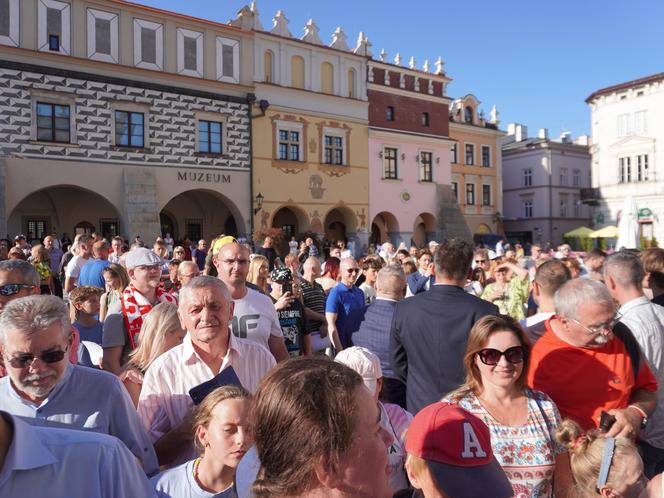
[0,284,37,297]
[346,268,360,274]
[477,346,526,366]
[4,345,69,368]
[568,314,621,335]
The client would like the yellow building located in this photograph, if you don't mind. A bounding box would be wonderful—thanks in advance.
[231,5,370,253]
[448,95,505,237]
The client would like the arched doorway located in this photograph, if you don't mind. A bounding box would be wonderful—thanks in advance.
[324,207,357,243]
[413,212,437,247]
[271,206,309,255]
[8,186,122,242]
[160,212,177,239]
[370,212,400,245]
[160,189,244,242]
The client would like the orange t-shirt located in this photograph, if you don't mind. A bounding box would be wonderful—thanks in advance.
[527,317,658,430]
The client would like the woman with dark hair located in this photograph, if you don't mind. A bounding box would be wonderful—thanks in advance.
[444,315,571,497]
[316,256,341,294]
[249,356,393,498]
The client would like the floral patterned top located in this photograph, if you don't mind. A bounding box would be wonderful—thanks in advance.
[444,389,564,498]
[32,260,52,281]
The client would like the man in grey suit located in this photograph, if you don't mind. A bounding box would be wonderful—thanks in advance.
[391,238,499,414]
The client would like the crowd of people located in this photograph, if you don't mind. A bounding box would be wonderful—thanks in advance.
[2,229,664,497]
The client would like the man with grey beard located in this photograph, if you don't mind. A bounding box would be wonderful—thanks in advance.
[0,295,158,475]
[528,278,657,441]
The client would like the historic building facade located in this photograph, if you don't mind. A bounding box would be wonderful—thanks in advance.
[502,125,592,245]
[0,0,254,242]
[448,95,505,237]
[586,73,664,245]
[367,55,457,246]
[231,5,370,253]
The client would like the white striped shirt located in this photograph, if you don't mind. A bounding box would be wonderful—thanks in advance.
[138,332,275,463]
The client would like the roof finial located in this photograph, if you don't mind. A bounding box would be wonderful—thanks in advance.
[301,18,322,44]
[270,10,292,37]
[408,56,416,69]
[423,59,430,72]
[434,56,445,75]
[490,104,499,124]
[353,32,372,57]
[379,49,387,62]
[394,52,402,65]
[330,27,350,51]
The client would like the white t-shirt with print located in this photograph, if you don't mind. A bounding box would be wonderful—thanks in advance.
[230,288,283,350]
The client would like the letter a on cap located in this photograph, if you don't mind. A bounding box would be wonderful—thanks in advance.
[461,422,487,459]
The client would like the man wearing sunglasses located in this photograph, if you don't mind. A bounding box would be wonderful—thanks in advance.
[325,258,365,351]
[0,260,40,312]
[604,251,664,477]
[0,295,158,476]
[528,278,657,449]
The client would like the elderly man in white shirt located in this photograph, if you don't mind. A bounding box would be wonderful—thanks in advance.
[604,250,664,477]
[138,275,275,467]
[0,411,155,497]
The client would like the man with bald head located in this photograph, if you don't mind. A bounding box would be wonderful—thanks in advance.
[213,242,288,362]
[346,265,408,407]
[138,275,275,465]
[325,257,365,350]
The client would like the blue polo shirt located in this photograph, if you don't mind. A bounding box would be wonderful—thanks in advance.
[0,412,155,497]
[325,282,365,347]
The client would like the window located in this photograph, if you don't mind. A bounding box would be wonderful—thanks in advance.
[38,0,71,55]
[422,112,430,127]
[617,113,630,137]
[133,18,163,71]
[0,0,20,47]
[27,220,47,240]
[321,62,334,94]
[466,183,475,205]
[264,50,274,83]
[114,111,144,147]
[482,185,491,206]
[634,111,648,134]
[177,28,203,78]
[347,69,356,98]
[523,168,532,187]
[36,102,70,142]
[451,143,458,164]
[185,219,202,242]
[452,182,458,201]
[216,36,239,83]
[100,219,120,238]
[291,55,305,89]
[386,106,395,121]
[572,169,580,187]
[481,146,491,167]
[324,135,344,165]
[619,157,631,183]
[560,167,568,186]
[198,120,223,154]
[420,151,432,182]
[573,196,580,217]
[465,144,475,165]
[637,154,649,181]
[523,200,533,218]
[278,129,301,161]
[87,8,119,63]
[464,106,473,123]
[383,147,398,179]
[560,194,568,217]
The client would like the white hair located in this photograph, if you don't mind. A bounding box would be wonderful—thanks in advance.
[0,295,70,344]
[554,278,614,320]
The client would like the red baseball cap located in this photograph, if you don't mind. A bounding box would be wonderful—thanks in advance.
[406,402,513,498]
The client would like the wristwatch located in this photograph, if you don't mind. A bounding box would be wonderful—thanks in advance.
[628,404,648,429]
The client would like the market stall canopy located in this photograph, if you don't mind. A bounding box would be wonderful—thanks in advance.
[589,225,619,238]
[564,226,593,238]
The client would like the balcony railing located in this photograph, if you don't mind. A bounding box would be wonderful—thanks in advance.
[580,188,600,204]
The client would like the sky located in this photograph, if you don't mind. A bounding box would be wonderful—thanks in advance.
[138,0,664,139]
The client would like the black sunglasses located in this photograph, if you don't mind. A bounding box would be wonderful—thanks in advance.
[477,346,525,366]
[5,346,69,368]
[0,284,37,297]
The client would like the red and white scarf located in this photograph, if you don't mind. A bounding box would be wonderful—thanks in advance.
[121,285,177,349]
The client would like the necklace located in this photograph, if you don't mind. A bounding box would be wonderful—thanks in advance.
[192,457,204,489]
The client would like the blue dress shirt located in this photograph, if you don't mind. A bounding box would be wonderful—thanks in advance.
[0,412,156,498]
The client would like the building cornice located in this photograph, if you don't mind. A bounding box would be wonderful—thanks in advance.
[367,83,451,104]
[586,71,664,103]
[449,121,505,137]
[254,30,368,60]
[369,126,452,142]
[368,59,452,83]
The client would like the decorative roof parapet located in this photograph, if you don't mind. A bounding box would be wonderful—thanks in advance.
[408,56,416,69]
[329,27,350,51]
[249,2,264,30]
[434,56,445,75]
[379,49,387,62]
[394,53,402,66]
[270,10,292,37]
[353,32,372,57]
[422,59,430,73]
[229,2,263,31]
[490,105,499,125]
[301,19,322,45]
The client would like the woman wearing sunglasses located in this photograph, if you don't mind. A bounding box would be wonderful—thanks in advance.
[444,315,572,497]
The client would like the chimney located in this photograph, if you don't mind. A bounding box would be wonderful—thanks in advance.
[538,128,549,140]
[560,131,572,143]
[515,124,527,142]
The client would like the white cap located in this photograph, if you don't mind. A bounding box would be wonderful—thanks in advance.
[334,346,382,396]
[125,248,163,269]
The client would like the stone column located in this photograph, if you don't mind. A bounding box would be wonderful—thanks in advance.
[123,169,161,242]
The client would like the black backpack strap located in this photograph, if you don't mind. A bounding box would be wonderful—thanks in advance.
[613,321,641,380]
